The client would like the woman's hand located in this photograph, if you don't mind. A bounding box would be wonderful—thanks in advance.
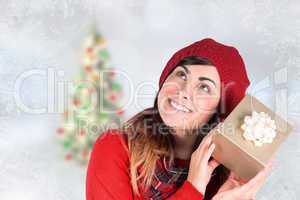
[187,132,220,195]
[212,155,275,200]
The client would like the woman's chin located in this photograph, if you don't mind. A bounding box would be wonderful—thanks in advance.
[161,115,190,130]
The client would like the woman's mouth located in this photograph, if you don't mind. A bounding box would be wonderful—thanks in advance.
[168,98,193,113]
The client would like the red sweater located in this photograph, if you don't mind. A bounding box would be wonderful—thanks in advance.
[86,128,205,200]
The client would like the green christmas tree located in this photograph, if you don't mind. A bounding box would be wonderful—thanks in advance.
[56,27,125,165]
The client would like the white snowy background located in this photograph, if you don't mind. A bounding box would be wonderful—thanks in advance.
[0,0,300,199]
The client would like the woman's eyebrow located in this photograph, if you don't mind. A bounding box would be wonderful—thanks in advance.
[198,77,216,88]
[179,65,216,87]
[179,65,191,74]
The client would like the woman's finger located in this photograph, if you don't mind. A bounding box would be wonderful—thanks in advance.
[203,133,213,146]
[196,133,213,153]
[228,171,250,185]
[208,158,220,171]
[204,142,215,161]
[228,171,239,180]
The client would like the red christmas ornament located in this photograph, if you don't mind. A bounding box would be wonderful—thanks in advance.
[56,127,64,135]
[117,109,124,116]
[73,99,80,106]
[85,66,92,73]
[65,153,72,160]
[109,92,117,101]
[87,47,93,54]
[79,129,86,136]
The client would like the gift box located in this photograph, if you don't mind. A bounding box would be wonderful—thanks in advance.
[211,94,294,180]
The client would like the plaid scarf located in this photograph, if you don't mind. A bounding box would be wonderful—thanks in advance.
[140,156,190,200]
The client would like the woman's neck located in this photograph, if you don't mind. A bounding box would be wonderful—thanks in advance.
[171,128,198,160]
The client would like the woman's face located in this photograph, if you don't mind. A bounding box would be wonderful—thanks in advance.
[158,64,221,131]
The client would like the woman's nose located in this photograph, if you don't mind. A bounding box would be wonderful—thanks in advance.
[178,84,192,101]
[181,91,189,100]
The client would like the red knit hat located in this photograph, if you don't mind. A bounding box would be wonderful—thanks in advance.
[158,38,250,120]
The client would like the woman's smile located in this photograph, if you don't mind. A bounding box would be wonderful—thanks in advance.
[167,98,193,113]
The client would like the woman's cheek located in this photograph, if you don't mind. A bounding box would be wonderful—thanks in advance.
[195,99,217,113]
[162,83,179,95]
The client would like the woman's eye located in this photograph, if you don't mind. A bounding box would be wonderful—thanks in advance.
[176,71,186,80]
[198,83,210,93]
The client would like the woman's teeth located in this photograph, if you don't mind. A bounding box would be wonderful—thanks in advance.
[169,99,192,113]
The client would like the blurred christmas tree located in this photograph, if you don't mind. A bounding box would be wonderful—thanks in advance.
[56,26,125,165]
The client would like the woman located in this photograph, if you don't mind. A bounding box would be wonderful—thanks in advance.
[86,38,274,200]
